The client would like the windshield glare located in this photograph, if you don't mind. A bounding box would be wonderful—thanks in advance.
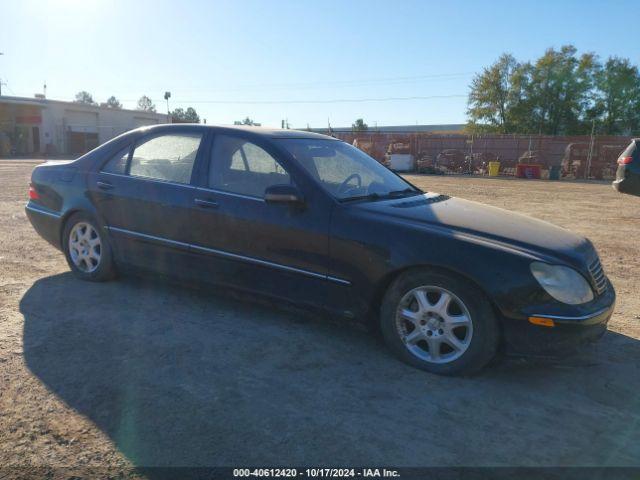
[277,139,420,200]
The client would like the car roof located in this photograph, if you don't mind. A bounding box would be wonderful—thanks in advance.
[133,123,340,141]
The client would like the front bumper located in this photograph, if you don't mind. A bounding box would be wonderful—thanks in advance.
[502,283,615,356]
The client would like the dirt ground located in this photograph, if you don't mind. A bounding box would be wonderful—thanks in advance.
[1,160,639,474]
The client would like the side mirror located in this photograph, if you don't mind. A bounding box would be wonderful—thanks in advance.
[264,184,304,204]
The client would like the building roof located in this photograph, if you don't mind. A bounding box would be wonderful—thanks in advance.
[0,95,166,118]
[309,124,465,134]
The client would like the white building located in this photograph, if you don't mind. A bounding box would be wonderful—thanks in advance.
[0,95,168,156]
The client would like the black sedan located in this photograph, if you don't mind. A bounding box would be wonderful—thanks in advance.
[26,125,615,375]
[613,138,640,196]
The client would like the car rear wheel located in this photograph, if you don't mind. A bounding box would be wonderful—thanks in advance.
[380,269,499,376]
[62,212,116,282]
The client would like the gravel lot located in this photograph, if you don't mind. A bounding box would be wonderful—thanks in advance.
[1,159,639,473]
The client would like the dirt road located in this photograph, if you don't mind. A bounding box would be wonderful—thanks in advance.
[1,160,639,473]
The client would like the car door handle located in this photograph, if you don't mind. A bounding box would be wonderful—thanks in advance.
[194,198,219,209]
[97,181,114,190]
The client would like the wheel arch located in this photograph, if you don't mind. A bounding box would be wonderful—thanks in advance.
[368,264,505,341]
[58,206,106,248]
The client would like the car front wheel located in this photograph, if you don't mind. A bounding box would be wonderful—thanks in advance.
[62,212,116,282]
[380,269,499,376]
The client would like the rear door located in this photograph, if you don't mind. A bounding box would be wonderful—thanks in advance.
[87,128,206,275]
[188,132,333,309]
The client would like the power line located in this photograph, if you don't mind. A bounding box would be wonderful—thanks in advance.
[144,94,467,105]
[179,72,474,93]
[3,69,473,104]
[109,72,475,95]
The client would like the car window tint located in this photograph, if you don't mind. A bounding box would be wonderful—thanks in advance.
[129,133,202,184]
[209,134,291,197]
[311,149,380,187]
[277,139,413,200]
[230,149,247,171]
[101,146,130,174]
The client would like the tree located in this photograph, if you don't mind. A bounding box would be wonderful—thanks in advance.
[74,91,97,105]
[590,57,640,135]
[171,107,200,123]
[105,96,122,109]
[234,117,259,126]
[467,54,521,133]
[466,45,611,135]
[137,95,156,112]
[526,46,596,135]
[352,118,368,131]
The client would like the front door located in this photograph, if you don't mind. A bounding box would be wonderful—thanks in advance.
[87,129,205,276]
[188,132,332,309]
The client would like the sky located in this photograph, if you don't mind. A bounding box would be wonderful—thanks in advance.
[1,0,639,128]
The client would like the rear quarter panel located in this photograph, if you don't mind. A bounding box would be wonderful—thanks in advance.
[28,134,137,248]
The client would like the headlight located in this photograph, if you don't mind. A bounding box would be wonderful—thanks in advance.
[530,262,594,305]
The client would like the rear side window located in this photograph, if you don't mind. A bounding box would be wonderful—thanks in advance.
[101,146,130,174]
[130,133,202,184]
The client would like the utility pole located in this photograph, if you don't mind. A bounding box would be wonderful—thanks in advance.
[0,52,4,96]
[466,134,474,175]
[164,91,171,122]
[585,119,595,179]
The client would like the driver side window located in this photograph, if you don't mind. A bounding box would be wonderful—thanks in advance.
[209,135,291,198]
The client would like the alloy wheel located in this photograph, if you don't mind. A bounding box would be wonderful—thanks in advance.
[68,222,102,273]
[395,286,473,364]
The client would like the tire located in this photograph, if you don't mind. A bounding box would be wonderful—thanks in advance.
[62,212,116,282]
[380,269,499,376]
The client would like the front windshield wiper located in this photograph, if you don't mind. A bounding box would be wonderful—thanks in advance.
[339,188,422,203]
[339,192,383,203]
[387,187,422,197]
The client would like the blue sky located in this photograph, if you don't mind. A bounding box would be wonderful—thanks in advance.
[2,0,639,128]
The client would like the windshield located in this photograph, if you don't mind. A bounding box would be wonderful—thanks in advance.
[276,139,421,201]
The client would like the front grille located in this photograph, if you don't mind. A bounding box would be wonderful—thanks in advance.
[588,257,608,295]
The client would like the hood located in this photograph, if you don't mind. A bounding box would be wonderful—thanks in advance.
[354,193,595,266]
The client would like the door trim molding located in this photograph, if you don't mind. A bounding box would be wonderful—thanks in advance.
[105,226,351,286]
[25,203,62,219]
[196,187,265,202]
[99,171,197,190]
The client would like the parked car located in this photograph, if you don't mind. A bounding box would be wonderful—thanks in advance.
[612,139,640,196]
[436,149,468,173]
[416,154,442,174]
[563,142,626,180]
[26,125,615,375]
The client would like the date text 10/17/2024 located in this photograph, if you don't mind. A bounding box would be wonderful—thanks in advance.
[232,468,400,478]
